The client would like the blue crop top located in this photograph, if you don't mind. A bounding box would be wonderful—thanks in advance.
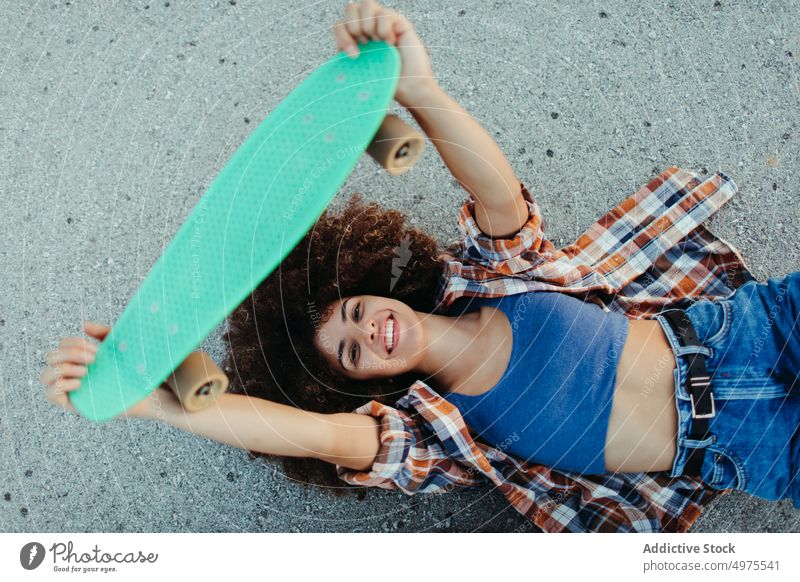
[442,292,629,474]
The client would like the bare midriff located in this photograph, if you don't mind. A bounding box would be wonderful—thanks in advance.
[604,319,678,473]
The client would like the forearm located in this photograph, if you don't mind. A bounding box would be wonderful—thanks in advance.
[136,390,379,470]
[399,82,521,210]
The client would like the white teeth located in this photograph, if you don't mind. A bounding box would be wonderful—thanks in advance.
[385,317,394,352]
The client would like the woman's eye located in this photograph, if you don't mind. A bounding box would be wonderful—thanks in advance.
[350,344,358,367]
[354,303,361,321]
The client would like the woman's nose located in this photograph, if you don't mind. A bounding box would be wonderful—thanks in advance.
[362,319,376,342]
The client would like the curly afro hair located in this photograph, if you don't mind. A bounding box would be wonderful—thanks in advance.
[222,193,446,493]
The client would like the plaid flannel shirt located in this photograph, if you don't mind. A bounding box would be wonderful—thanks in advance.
[336,166,755,533]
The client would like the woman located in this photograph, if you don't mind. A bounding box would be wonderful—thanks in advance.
[40,0,800,523]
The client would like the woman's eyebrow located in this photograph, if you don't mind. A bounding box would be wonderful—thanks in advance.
[337,297,351,371]
[337,340,345,371]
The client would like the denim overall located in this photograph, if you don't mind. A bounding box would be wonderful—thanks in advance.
[655,272,800,507]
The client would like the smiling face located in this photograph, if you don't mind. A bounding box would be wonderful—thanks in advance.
[313,295,426,380]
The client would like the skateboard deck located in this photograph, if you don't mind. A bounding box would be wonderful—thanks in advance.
[72,40,401,421]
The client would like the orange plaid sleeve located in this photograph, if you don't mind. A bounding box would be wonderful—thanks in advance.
[455,182,559,276]
[336,394,487,494]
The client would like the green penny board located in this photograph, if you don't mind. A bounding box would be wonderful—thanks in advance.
[72,41,400,421]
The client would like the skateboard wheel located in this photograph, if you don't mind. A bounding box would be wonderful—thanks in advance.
[366,114,424,176]
[164,351,229,412]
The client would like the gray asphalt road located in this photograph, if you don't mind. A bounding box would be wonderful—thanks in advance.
[1,0,799,533]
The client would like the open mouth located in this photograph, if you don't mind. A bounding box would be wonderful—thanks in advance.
[383,314,398,355]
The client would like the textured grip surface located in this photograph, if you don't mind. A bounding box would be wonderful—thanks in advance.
[72,41,400,421]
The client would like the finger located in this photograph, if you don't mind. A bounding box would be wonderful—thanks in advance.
[59,337,98,353]
[393,14,411,36]
[51,363,89,380]
[40,367,56,387]
[51,378,82,394]
[333,20,359,57]
[83,321,111,341]
[46,347,97,366]
[41,367,68,389]
[41,365,66,389]
[376,9,396,44]
[344,3,367,44]
[359,0,380,40]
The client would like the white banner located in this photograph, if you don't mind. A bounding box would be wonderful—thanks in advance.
[1,533,798,581]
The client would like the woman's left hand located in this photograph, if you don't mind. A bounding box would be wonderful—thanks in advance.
[333,0,436,106]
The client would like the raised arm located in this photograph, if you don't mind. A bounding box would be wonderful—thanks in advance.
[400,83,530,239]
[135,389,381,472]
[41,322,380,472]
[333,0,530,238]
